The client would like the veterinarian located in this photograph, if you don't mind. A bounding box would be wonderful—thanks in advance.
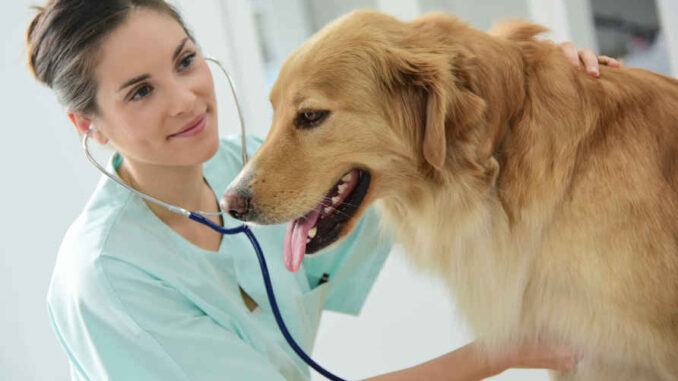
[28,1,619,380]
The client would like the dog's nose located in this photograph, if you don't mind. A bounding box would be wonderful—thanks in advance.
[221,188,251,221]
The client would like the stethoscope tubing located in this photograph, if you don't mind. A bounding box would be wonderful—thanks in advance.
[189,213,346,381]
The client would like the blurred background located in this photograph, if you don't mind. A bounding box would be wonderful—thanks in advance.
[1,0,676,380]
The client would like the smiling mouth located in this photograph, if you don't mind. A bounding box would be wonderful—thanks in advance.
[283,168,371,272]
[169,113,207,138]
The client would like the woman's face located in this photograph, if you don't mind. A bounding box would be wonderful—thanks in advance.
[90,9,218,167]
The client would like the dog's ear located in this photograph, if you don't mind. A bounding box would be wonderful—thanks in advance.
[422,67,450,171]
[382,47,485,171]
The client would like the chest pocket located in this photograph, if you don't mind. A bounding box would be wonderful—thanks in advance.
[296,281,330,350]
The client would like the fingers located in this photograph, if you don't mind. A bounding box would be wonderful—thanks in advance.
[598,55,623,68]
[579,48,600,77]
[559,41,581,67]
[510,340,583,372]
[560,43,599,77]
[559,41,624,78]
[536,343,581,372]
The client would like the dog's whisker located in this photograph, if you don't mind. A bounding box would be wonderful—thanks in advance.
[318,196,363,209]
[286,199,359,222]
[317,201,357,219]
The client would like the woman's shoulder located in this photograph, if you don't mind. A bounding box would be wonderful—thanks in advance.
[220,134,263,154]
[48,195,189,335]
[210,134,263,167]
[57,187,129,265]
[48,205,147,338]
[203,134,264,196]
[49,177,164,302]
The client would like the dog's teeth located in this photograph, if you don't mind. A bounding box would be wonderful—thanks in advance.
[308,227,317,238]
[331,196,340,205]
[324,206,332,214]
[306,238,310,244]
[337,184,348,194]
[342,173,352,182]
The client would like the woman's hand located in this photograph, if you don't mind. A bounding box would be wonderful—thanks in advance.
[559,41,622,77]
[491,340,581,375]
[363,340,581,381]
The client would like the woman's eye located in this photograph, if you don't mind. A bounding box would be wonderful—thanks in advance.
[131,85,152,101]
[296,110,330,128]
[178,53,196,71]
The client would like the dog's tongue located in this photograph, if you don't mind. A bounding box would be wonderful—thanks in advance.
[284,206,321,272]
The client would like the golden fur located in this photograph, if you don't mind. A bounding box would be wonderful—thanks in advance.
[228,11,678,380]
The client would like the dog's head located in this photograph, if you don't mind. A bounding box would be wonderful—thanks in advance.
[221,11,488,271]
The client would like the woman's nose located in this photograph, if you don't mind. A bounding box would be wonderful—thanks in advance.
[168,79,198,117]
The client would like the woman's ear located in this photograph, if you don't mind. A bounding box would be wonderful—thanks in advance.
[68,112,109,144]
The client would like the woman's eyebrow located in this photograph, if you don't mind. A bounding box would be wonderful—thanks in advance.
[118,37,190,92]
[172,37,189,61]
[119,74,150,92]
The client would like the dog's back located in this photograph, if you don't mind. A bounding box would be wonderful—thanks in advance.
[377,16,678,380]
[521,70,678,381]
[476,21,678,380]
[534,73,678,380]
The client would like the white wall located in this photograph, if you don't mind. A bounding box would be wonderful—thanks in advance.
[657,0,678,77]
[1,2,92,380]
[421,0,530,32]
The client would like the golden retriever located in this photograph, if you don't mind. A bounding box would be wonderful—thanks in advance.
[222,10,678,380]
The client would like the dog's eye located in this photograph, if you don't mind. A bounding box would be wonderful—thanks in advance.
[295,110,330,129]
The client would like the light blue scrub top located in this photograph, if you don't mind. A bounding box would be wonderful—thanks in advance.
[47,135,391,381]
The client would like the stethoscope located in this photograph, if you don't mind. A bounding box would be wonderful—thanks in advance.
[82,57,346,381]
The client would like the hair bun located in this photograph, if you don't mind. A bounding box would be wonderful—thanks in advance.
[26,5,51,86]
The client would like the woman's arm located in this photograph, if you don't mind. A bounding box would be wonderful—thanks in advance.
[364,340,578,381]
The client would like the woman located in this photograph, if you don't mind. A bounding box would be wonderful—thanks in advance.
[27,1,619,379]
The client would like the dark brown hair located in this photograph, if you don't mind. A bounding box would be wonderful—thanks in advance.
[26,0,195,115]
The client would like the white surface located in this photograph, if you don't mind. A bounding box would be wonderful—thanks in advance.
[657,0,678,77]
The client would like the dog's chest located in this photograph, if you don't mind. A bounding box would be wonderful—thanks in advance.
[377,197,531,339]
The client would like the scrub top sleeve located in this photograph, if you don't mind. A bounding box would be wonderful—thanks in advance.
[87,256,288,381]
[302,207,392,316]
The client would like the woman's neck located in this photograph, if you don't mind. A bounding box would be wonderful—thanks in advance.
[117,156,218,224]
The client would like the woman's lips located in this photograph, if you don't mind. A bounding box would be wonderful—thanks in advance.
[169,113,207,138]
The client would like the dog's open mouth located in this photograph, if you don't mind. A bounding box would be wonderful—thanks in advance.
[283,168,371,272]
